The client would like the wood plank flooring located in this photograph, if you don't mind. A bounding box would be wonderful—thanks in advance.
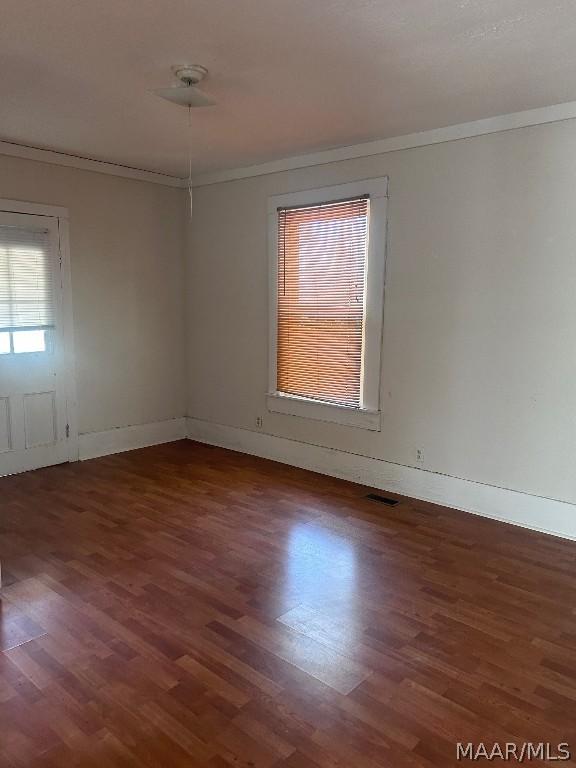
[1,440,576,766]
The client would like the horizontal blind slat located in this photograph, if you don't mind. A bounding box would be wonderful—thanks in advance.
[277,196,369,407]
[0,225,55,331]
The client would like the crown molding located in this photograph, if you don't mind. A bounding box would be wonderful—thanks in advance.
[0,140,183,188]
[3,100,576,190]
[191,100,576,187]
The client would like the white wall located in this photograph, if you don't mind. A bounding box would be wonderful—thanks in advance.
[0,154,187,436]
[187,119,576,506]
[2,118,574,519]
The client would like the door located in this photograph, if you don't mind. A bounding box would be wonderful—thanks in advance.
[0,210,74,476]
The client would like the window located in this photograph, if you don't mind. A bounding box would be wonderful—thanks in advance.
[0,329,49,354]
[0,224,54,354]
[277,196,368,407]
[268,178,388,430]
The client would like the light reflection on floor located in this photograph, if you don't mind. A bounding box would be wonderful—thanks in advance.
[278,521,362,657]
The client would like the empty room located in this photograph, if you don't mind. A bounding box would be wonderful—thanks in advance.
[1,1,576,766]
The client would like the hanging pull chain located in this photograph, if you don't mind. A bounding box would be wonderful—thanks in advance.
[188,105,193,219]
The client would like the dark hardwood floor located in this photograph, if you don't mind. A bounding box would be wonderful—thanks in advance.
[1,440,576,767]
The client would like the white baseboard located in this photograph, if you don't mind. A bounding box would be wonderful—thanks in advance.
[79,417,187,461]
[76,415,576,541]
[187,417,576,541]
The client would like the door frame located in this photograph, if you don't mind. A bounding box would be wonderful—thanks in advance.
[0,197,79,464]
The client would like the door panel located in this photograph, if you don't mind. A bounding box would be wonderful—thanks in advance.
[24,392,57,448]
[0,397,10,452]
[0,211,72,476]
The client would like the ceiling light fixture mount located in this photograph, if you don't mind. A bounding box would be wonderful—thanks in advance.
[151,64,216,219]
[172,64,208,86]
[152,64,216,108]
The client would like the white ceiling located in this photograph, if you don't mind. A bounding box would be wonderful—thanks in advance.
[2,0,576,178]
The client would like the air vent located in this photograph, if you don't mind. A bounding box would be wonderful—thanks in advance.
[365,493,399,506]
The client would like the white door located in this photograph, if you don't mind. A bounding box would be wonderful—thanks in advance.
[0,210,74,476]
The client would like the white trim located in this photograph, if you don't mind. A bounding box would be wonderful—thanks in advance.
[267,178,387,421]
[0,141,183,188]
[267,205,279,396]
[266,178,389,214]
[78,417,187,460]
[0,443,70,478]
[0,198,69,219]
[4,101,576,190]
[192,100,576,187]
[361,186,387,412]
[57,217,79,462]
[267,393,381,430]
[186,417,576,542]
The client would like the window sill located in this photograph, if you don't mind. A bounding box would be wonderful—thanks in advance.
[266,393,381,431]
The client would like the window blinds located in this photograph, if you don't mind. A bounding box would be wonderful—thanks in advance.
[0,226,55,331]
[277,196,369,407]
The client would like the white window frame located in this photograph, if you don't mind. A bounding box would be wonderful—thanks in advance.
[267,177,388,431]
